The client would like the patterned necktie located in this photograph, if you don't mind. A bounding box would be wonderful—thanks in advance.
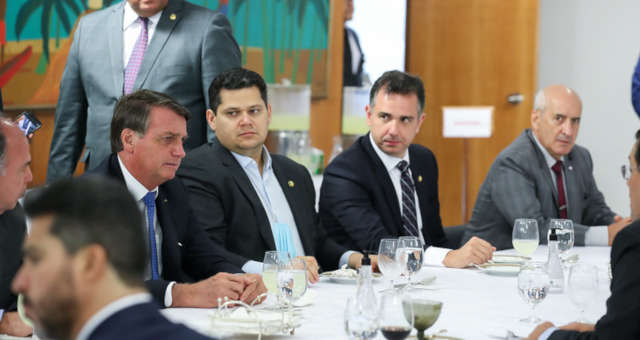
[397,160,419,237]
[551,160,568,219]
[124,17,149,94]
[142,191,160,280]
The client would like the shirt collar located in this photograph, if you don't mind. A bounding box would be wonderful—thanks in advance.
[117,155,158,201]
[75,293,152,340]
[231,146,272,174]
[123,1,163,31]
[531,131,565,168]
[368,133,410,172]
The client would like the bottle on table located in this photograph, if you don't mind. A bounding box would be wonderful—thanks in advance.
[547,228,564,292]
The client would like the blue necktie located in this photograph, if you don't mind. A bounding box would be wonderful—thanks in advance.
[142,192,160,280]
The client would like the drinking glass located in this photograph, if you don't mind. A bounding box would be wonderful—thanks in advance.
[548,219,575,256]
[378,238,401,290]
[517,262,550,323]
[344,297,379,340]
[262,251,290,296]
[568,263,598,322]
[512,219,540,257]
[277,257,308,308]
[396,236,424,286]
[405,299,443,340]
[379,291,414,340]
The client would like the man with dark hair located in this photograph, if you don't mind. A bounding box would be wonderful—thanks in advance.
[319,70,495,268]
[87,89,265,308]
[463,85,628,249]
[46,0,241,183]
[178,68,367,280]
[526,130,640,340]
[0,119,32,337]
[12,177,218,340]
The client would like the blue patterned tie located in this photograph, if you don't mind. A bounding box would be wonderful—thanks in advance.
[142,192,160,280]
[397,160,419,237]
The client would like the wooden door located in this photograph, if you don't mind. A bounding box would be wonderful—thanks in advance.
[406,0,539,226]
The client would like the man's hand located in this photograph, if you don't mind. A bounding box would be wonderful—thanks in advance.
[558,322,595,332]
[0,311,32,337]
[171,272,246,307]
[526,321,554,340]
[296,256,320,283]
[608,216,632,245]
[239,274,267,305]
[442,236,495,268]
[347,253,379,272]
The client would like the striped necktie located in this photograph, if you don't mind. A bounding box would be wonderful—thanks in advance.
[397,160,419,237]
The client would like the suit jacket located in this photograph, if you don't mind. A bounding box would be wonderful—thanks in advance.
[343,27,364,87]
[548,219,640,340]
[88,301,215,340]
[47,0,241,182]
[177,139,346,271]
[319,134,447,252]
[0,205,26,311]
[463,129,615,250]
[86,154,242,304]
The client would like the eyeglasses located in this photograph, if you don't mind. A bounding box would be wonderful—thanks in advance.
[621,164,640,181]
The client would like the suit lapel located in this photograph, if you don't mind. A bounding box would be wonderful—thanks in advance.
[525,130,560,212]
[155,186,180,278]
[107,3,125,95]
[361,135,403,234]
[564,153,581,221]
[408,146,432,244]
[134,0,184,90]
[214,141,277,250]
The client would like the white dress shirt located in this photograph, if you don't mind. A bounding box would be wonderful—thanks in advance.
[531,134,609,245]
[123,2,163,67]
[234,147,353,274]
[75,293,152,340]
[369,134,450,266]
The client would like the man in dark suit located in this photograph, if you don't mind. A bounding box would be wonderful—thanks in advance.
[526,130,640,340]
[0,118,33,337]
[463,85,629,250]
[12,177,217,340]
[178,68,366,281]
[320,70,494,268]
[87,89,265,307]
[47,0,241,182]
[343,0,364,87]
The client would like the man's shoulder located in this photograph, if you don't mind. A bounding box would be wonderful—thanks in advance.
[80,2,121,24]
[408,143,436,161]
[614,219,640,247]
[325,136,372,175]
[182,143,216,165]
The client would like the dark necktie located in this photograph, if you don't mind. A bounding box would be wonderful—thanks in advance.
[124,17,149,94]
[142,191,160,280]
[551,160,568,219]
[397,160,419,237]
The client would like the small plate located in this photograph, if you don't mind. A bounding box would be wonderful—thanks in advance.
[320,271,383,284]
[476,263,521,277]
[490,254,530,264]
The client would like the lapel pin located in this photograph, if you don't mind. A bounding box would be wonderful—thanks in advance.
[418,175,423,183]
[177,242,183,247]
[170,13,177,20]
[288,180,295,188]
[163,198,168,203]
[568,166,573,171]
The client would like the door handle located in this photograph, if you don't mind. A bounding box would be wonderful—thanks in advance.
[507,93,524,105]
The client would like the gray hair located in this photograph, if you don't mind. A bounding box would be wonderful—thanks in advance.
[533,88,546,113]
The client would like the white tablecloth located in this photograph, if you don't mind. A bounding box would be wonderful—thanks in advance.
[161,246,613,340]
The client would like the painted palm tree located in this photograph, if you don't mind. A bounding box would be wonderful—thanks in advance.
[15,0,86,65]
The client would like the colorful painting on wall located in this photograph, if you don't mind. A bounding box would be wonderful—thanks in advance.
[2,0,330,108]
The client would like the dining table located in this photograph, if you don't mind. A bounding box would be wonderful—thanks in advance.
[0,246,613,340]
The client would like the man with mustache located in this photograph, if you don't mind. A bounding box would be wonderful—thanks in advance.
[463,85,629,249]
[12,177,217,340]
[319,70,495,268]
[0,118,33,337]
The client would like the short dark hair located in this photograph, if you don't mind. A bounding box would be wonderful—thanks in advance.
[208,67,268,114]
[24,177,147,287]
[111,89,191,152]
[369,70,426,115]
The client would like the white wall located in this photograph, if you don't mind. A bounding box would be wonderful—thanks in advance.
[539,0,640,216]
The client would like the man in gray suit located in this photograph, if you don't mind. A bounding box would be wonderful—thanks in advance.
[47,0,240,182]
[463,85,630,250]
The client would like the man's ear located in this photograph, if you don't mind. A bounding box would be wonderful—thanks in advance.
[73,244,108,284]
[206,109,216,131]
[121,128,137,152]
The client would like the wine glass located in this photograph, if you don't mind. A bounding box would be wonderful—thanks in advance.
[567,263,598,322]
[405,299,443,340]
[517,262,550,323]
[277,257,308,308]
[262,251,290,307]
[379,291,414,340]
[512,219,539,257]
[378,238,401,290]
[344,297,379,340]
[396,236,424,287]
[548,219,575,256]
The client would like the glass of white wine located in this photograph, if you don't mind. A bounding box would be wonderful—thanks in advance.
[262,251,290,306]
[512,218,540,258]
[277,257,308,308]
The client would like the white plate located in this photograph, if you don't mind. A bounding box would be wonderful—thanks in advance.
[320,272,383,284]
[490,254,530,264]
[476,264,521,277]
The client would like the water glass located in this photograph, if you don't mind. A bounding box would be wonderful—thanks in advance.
[344,297,379,340]
[512,219,540,257]
[567,263,598,322]
[396,236,424,286]
[277,257,307,307]
[379,291,414,340]
[548,219,575,255]
[378,238,401,290]
[517,262,550,323]
[262,251,290,296]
